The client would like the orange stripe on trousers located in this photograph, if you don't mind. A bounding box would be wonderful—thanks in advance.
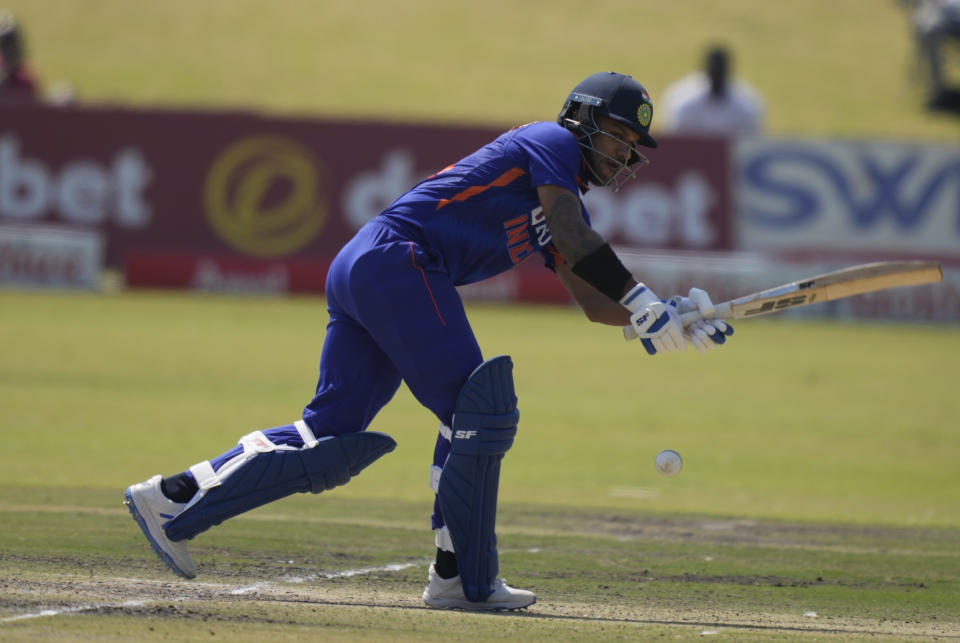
[409,242,446,326]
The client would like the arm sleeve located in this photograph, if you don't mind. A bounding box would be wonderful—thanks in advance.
[511,123,582,194]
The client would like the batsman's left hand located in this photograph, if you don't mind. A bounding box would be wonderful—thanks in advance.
[669,288,735,354]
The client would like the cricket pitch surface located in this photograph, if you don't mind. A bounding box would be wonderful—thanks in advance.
[2,501,958,642]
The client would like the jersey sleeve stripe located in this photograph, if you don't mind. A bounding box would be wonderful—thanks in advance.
[435,167,527,210]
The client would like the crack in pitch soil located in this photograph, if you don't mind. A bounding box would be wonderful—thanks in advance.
[2,575,958,639]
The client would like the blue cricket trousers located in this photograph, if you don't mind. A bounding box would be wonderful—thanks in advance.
[304,218,484,433]
[304,218,485,530]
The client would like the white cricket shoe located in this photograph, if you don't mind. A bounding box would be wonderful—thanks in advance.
[422,563,535,611]
[124,474,197,579]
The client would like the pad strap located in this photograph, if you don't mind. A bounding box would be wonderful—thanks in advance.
[430,423,453,492]
[429,465,443,493]
[240,430,277,453]
[435,526,455,552]
[294,419,320,448]
[437,423,452,442]
[188,461,221,490]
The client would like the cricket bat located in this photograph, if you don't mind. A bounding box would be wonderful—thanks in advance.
[624,260,943,340]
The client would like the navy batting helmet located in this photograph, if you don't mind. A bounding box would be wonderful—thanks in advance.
[559,72,657,190]
[559,71,658,149]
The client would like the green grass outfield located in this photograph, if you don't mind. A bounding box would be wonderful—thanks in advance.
[1,289,958,640]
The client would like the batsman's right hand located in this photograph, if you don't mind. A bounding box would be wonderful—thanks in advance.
[620,283,686,356]
[628,300,686,355]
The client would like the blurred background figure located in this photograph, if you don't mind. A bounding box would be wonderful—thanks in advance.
[904,0,960,112]
[659,44,764,136]
[0,10,40,104]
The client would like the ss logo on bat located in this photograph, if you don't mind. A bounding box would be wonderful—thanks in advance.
[745,294,811,316]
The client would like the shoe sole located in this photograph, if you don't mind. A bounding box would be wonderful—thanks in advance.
[124,487,196,579]
[422,596,536,611]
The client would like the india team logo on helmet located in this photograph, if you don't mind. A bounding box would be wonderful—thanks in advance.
[637,103,652,128]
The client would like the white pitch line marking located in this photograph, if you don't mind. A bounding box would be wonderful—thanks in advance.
[225,560,425,593]
[320,560,421,580]
[2,560,424,621]
[0,600,147,623]
[280,560,423,585]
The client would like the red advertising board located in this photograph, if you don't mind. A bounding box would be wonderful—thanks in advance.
[0,104,732,294]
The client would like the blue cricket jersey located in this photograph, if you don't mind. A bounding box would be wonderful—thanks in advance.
[379,121,591,286]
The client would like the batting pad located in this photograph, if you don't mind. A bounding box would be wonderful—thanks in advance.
[437,355,518,602]
[164,425,396,542]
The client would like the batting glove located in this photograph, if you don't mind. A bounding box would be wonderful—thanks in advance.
[621,283,686,355]
[669,288,735,354]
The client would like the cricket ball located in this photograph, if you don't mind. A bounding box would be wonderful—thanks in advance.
[655,449,683,477]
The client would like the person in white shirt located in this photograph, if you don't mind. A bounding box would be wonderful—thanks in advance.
[907,0,960,110]
[659,45,764,136]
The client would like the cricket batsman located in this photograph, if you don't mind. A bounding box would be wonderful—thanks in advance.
[124,71,734,611]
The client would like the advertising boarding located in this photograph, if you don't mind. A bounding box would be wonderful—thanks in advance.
[737,137,960,258]
[0,105,732,297]
[736,137,960,320]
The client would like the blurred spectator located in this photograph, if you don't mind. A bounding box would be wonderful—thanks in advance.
[904,0,960,112]
[0,10,40,105]
[659,45,764,136]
